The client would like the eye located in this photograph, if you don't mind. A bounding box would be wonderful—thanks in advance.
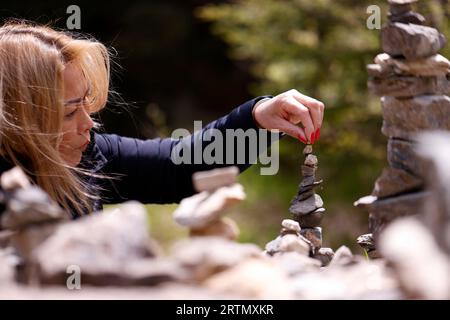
[64,109,77,119]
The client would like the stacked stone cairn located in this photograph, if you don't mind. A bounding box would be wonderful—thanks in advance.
[355,0,450,257]
[264,144,334,266]
[173,166,244,241]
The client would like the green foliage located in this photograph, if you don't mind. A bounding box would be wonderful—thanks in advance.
[193,0,450,250]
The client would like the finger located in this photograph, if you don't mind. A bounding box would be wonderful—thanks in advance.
[285,98,315,144]
[277,119,307,143]
[290,90,325,129]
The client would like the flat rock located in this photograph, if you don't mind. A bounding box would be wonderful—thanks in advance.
[372,167,423,198]
[382,95,450,140]
[304,154,318,166]
[379,218,450,299]
[265,234,310,256]
[204,258,293,299]
[170,237,261,282]
[21,202,162,285]
[303,145,313,155]
[387,139,427,177]
[301,165,316,177]
[329,245,354,267]
[388,0,417,4]
[299,227,322,249]
[382,23,446,60]
[192,166,239,192]
[375,53,450,77]
[355,191,429,224]
[271,252,321,277]
[368,75,449,98]
[313,247,334,267]
[173,183,245,228]
[295,189,315,201]
[0,166,31,192]
[356,233,376,251]
[281,219,301,233]
[388,11,426,25]
[1,187,68,230]
[289,194,323,215]
[190,217,240,241]
[295,207,325,228]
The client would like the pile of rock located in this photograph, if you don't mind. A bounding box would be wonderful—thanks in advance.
[355,0,450,254]
[267,144,334,266]
[172,166,243,241]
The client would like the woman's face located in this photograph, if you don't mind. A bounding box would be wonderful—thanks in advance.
[60,62,94,167]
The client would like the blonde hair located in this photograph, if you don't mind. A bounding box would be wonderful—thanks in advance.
[0,20,111,217]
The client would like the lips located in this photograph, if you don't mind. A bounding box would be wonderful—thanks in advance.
[80,140,90,151]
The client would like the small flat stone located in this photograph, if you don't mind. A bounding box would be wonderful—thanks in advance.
[280,228,299,236]
[295,208,325,228]
[265,234,310,256]
[300,175,315,188]
[372,167,423,198]
[296,189,315,201]
[382,95,450,140]
[388,11,426,25]
[289,194,323,215]
[190,217,240,241]
[192,166,239,192]
[304,154,318,167]
[382,23,446,60]
[299,227,322,249]
[388,0,417,4]
[281,219,301,232]
[387,139,427,177]
[356,233,376,251]
[368,75,449,98]
[303,145,313,155]
[301,165,316,177]
[375,53,450,77]
[313,247,334,266]
[389,3,412,15]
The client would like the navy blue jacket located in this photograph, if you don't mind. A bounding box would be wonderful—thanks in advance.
[0,96,284,218]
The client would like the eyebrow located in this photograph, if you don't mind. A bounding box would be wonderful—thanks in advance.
[64,87,90,106]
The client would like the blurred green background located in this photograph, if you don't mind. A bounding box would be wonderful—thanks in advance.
[2,0,449,253]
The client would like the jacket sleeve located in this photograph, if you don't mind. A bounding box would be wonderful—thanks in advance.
[95,96,285,204]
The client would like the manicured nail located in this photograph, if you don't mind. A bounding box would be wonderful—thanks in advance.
[316,128,320,140]
[298,135,307,144]
[310,132,315,145]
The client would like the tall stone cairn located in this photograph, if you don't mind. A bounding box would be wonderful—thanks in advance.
[355,0,450,255]
[288,144,334,265]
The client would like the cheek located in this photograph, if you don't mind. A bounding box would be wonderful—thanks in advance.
[61,120,78,145]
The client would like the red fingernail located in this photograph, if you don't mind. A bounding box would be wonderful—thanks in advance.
[310,132,315,144]
[298,135,307,144]
[316,128,320,140]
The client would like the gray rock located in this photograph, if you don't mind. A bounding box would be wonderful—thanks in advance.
[271,251,321,277]
[304,154,318,166]
[295,207,325,228]
[173,183,245,228]
[21,202,161,285]
[388,11,426,25]
[372,167,423,198]
[281,219,301,233]
[192,166,239,192]
[190,217,240,241]
[313,247,334,266]
[382,95,450,140]
[279,228,299,236]
[289,194,323,215]
[300,227,322,249]
[170,237,261,282]
[374,53,450,77]
[295,189,315,201]
[387,139,428,177]
[299,175,315,188]
[381,23,446,60]
[368,75,449,98]
[1,187,68,230]
[357,233,376,251]
[303,145,313,155]
[355,192,429,238]
[329,245,354,267]
[379,218,450,299]
[301,165,316,177]
[265,234,310,256]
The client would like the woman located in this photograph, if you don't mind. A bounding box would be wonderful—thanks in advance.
[0,21,324,218]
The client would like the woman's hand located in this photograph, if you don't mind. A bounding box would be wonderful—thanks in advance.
[252,89,325,144]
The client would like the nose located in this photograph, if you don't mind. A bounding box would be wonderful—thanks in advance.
[78,106,94,134]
